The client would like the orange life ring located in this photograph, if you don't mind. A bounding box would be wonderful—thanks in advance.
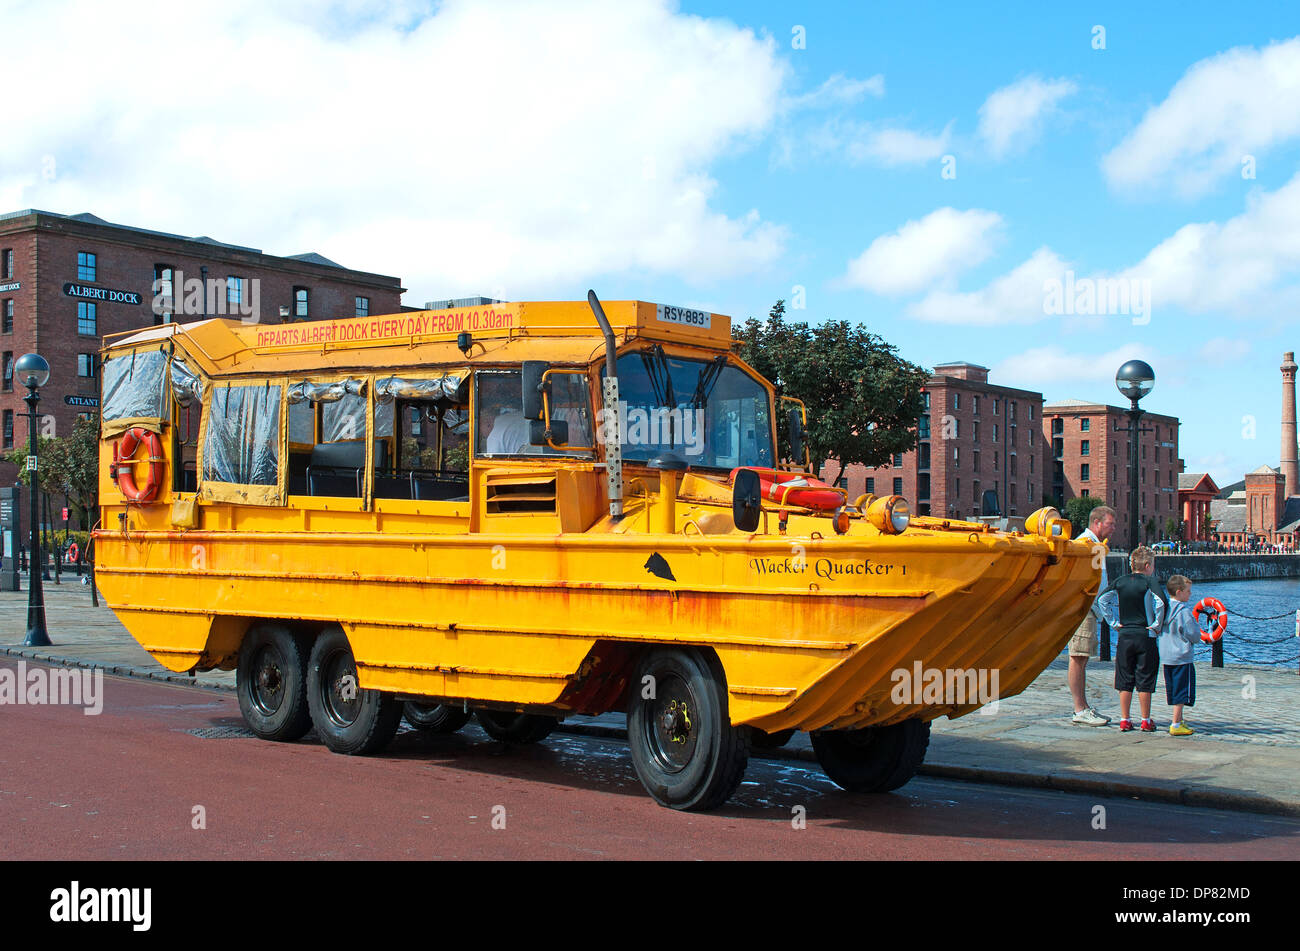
[1193,596,1227,643]
[730,466,843,512]
[113,427,165,503]
[65,542,79,563]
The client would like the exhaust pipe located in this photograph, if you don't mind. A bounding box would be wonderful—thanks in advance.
[587,290,624,520]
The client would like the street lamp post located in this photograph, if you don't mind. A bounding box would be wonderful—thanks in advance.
[17,353,51,646]
[1115,360,1155,553]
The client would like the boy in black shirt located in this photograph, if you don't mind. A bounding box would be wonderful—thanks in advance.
[1096,546,1168,732]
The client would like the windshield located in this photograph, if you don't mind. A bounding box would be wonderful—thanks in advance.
[603,351,774,469]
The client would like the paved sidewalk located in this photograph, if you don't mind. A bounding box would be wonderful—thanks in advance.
[4,581,1298,817]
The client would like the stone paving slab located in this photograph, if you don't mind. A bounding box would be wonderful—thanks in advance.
[3,581,1298,817]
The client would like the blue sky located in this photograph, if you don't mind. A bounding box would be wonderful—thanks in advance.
[4,0,1299,486]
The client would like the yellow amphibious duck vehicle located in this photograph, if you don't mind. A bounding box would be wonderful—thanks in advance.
[95,293,1098,810]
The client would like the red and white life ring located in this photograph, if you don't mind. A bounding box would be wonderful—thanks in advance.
[1194,596,1228,643]
[113,427,165,503]
[730,467,843,512]
[65,542,79,563]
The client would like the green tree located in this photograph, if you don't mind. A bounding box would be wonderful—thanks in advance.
[1063,495,1103,536]
[5,414,100,528]
[1144,516,1158,542]
[1163,516,1179,540]
[731,301,929,468]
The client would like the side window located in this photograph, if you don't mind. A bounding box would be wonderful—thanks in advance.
[202,383,281,487]
[372,373,470,501]
[475,369,593,458]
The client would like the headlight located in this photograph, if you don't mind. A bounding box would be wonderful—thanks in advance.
[867,495,910,534]
[1024,506,1061,536]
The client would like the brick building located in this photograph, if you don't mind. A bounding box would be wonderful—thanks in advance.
[823,362,1047,520]
[1043,399,1182,550]
[0,209,405,479]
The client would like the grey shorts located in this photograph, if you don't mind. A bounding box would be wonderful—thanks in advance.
[1069,614,1097,657]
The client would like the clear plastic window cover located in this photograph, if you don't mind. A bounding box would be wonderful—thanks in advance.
[101,349,169,421]
[288,401,313,443]
[286,378,364,405]
[170,358,203,407]
[203,384,281,485]
[375,370,467,403]
[322,393,393,440]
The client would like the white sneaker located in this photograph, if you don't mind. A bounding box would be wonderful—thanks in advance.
[1072,707,1110,726]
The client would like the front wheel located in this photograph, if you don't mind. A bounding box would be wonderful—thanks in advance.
[306,626,402,755]
[811,719,931,793]
[627,648,750,811]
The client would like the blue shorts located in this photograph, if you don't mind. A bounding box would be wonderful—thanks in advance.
[1163,663,1195,707]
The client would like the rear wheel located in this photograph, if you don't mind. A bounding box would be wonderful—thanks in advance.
[236,624,312,742]
[306,626,401,755]
[811,719,931,793]
[627,648,749,811]
[475,710,557,744]
[404,701,472,734]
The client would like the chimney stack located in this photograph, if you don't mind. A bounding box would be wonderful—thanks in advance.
[1283,351,1299,498]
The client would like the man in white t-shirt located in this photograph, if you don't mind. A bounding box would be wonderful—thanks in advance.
[1070,505,1117,725]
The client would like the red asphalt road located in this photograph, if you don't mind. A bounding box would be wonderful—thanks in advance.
[2,660,1298,860]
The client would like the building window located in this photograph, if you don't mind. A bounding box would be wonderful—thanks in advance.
[918,442,931,469]
[1081,489,1089,498]
[1051,417,1063,435]
[1081,439,1090,456]
[154,264,174,324]
[836,476,848,490]
[2,352,11,391]
[2,410,11,449]
[78,353,98,378]
[1142,444,1147,459]
[1029,405,1034,421]
[922,392,930,410]
[1010,401,1017,421]
[294,286,309,320]
[1112,490,1117,505]
[893,452,903,468]
[953,419,960,438]
[1029,429,1034,447]
[77,251,96,282]
[77,301,96,336]
[2,299,11,334]
[893,477,903,495]
[953,446,960,465]
[973,451,981,472]
[355,297,370,318]
[1081,418,1090,432]
[1081,463,1090,482]
[972,395,980,415]
[992,423,999,442]
[918,415,930,438]
[993,398,1000,415]
[1029,455,1034,474]
[865,478,874,494]
[1010,454,1018,476]
[953,392,961,410]
[973,480,980,504]
[993,453,999,470]
[1,249,13,280]
[227,275,244,306]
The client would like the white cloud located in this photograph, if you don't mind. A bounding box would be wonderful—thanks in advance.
[0,0,790,300]
[1102,36,1300,196]
[841,207,1002,295]
[785,73,884,110]
[843,121,954,166]
[908,246,1068,324]
[1197,336,1250,361]
[977,75,1077,158]
[992,343,1161,392]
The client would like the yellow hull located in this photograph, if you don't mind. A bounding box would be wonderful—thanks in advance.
[96,509,1096,732]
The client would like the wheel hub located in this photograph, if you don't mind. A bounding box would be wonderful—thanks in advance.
[647,674,698,773]
[250,647,285,715]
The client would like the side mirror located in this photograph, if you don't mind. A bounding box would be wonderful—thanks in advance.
[530,417,568,447]
[522,361,549,420]
[788,408,805,465]
[733,468,762,532]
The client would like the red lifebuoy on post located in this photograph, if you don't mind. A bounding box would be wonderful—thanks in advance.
[65,542,79,563]
[1193,596,1228,643]
[729,467,844,512]
[113,427,165,503]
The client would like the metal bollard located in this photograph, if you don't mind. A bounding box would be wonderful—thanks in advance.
[1099,620,1111,662]
[1212,636,1223,668]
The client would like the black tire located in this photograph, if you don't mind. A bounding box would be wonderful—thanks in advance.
[811,719,931,793]
[236,623,312,742]
[306,626,402,755]
[475,709,557,744]
[749,727,797,750]
[627,648,750,811]
[404,701,472,734]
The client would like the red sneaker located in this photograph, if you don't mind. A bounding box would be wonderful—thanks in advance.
[1119,719,1133,732]
[1140,719,1156,732]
